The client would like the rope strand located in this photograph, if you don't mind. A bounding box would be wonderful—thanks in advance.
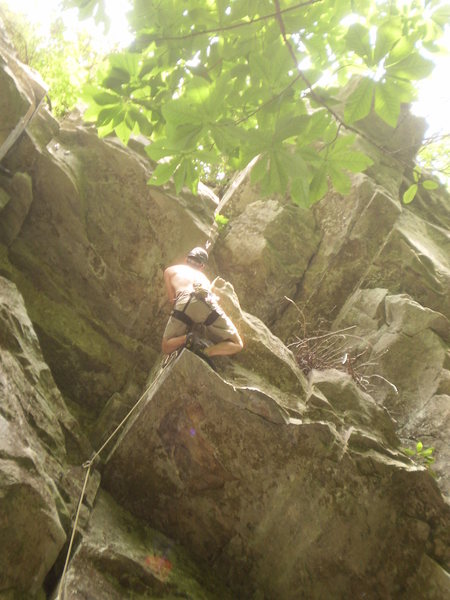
[56,462,91,600]
[55,352,178,598]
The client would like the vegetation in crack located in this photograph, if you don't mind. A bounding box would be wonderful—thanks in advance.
[285,296,398,394]
[402,440,437,475]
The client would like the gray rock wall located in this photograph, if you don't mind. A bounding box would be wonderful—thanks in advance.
[0,276,92,596]
[0,38,216,423]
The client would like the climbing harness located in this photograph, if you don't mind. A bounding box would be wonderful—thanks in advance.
[55,353,178,600]
[171,287,221,329]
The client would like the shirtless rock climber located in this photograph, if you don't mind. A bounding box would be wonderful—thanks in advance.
[161,247,243,359]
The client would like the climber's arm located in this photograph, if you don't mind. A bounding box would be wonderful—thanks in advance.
[164,267,176,304]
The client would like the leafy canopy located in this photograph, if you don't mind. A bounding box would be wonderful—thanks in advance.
[66,0,447,204]
[0,2,99,116]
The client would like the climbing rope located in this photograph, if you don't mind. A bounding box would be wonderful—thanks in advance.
[56,462,92,600]
[55,352,179,600]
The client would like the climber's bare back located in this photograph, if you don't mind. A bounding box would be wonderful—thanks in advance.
[164,264,210,303]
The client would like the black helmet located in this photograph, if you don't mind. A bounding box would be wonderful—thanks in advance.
[187,247,208,265]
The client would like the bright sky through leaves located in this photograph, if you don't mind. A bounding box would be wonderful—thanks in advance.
[3,0,133,52]
[4,0,449,138]
[3,0,449,200]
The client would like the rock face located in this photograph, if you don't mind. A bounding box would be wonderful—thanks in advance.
[0,24,449,600]
[334,289,450,500]
[214,197,320,324]
[0,276,91,597]
[1,85,215,423]
[61,491,233,600]
[102,350,448,599]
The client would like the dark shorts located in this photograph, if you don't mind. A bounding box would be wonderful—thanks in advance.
[163,291,238,343]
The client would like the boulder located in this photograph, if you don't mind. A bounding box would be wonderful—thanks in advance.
[362,209,450,319]
[214,198,319,324]
[272,170,450,349]
[0,30,47,162]
[273,175,404,339]
[102,350,449,599]
[334,290,450,499]
[210,277,307,399]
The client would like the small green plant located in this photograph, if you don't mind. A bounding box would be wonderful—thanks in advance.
[402,441,436,474]
[402,165,440,204]
[215,213,229,231]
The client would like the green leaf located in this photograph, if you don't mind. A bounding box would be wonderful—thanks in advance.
[187,64,212,82]
[83,103,103,122]
[72,0,446,198]
[148,160,178,186]
[114,119,132,145]
[145,139,174,161]
[374,18,403,63]
[374,81,402,127]
[103,67,131,91]
[297,146,323,167]
[138,56,157,79]
[421,447,434,457]
[329,134,357,152]
[403,184,418,204]
[267,149,288,194]
[250,154,269,185]
[416,441,424,452]
[211,121,245,154]
[173,160,188,194]
[282,149,309,181]
[168,123,203,151]
[215,213,229,228]
[345,23,373,64]
[291,176,310,207]
[132,110,154,136]
[422,179,439,190]
[329,149,373,172]
[273,115,310,144]
[97,106,125,137]
[431,4,450,27]
[303,110,330,143]
[309,164,328,205]
[163,97,202,128]
[92,90,120,105]
[344,78,375,123]
[97,105,122,127]
[403,448,416,456]
[328,164,352,195]
[385,38,414,67]
[185,76,213,106]
[387,53,434,80]
[184,160,199,194]
[263,39,293,84]
[109,52,141,78]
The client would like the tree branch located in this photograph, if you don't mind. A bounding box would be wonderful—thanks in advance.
[151,0,322,42]
[235,72,303,125]
[272,0,396,157]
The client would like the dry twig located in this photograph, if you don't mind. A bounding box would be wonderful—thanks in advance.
[285,297,397,394]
